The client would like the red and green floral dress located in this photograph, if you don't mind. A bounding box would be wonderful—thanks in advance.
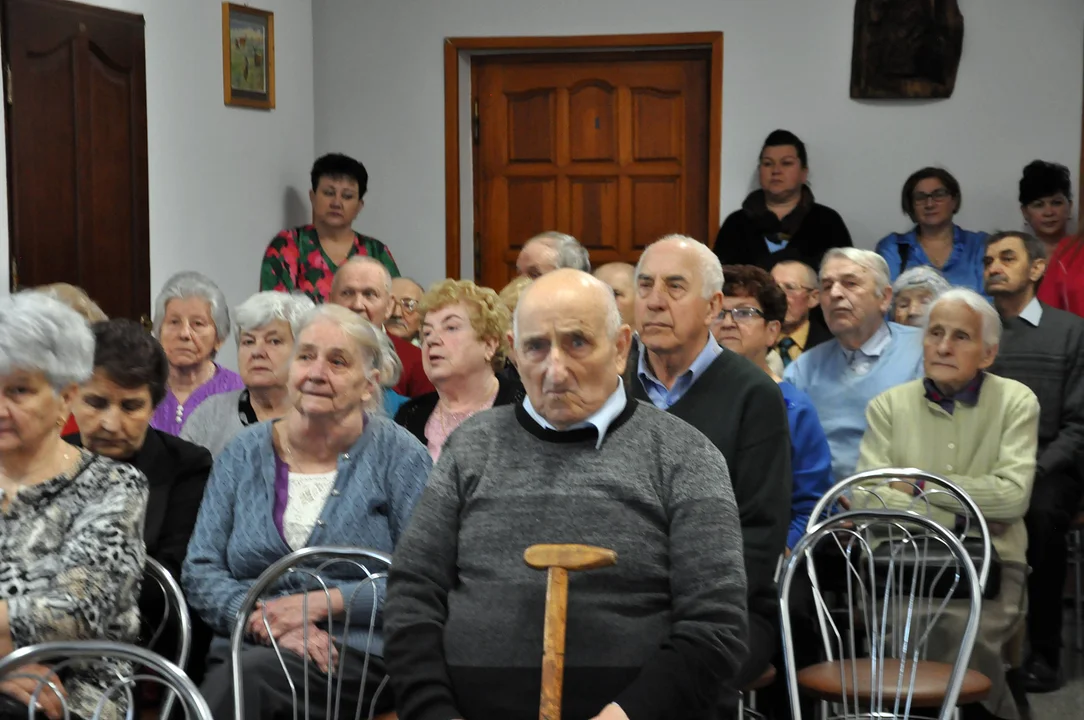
[259,225,400,302]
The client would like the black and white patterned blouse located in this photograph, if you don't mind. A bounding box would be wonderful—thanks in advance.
[1,449,148,720]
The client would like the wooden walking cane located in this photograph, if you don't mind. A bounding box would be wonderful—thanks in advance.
[524,543,618,720]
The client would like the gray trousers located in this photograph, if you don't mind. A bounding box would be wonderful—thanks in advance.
[925,563,1028,720]
[199,640,393,720]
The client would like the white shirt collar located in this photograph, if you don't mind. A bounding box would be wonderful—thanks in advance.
[522,379,628,449]
[1019,296,1043,327]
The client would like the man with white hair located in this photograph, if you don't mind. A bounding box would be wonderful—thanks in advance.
[627,234,790,707]
[982,231,1084,694]
[516,231,591,279]
[385,269,749,720]
[857,288,1040,720]
[784,247,924,481]
[329,257,435,398]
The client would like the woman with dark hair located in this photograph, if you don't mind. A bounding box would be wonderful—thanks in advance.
[1019,160,1073,254]
[260,153,400,303]
[711,265,833,548]
[1025,161,1084,317]
[713,129,852,271]
[875,166,988,293]
[67,319,211,581]
[66,319,214,682]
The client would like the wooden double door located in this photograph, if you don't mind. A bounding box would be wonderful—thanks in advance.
[473,49,711,289]
[3,0,150,321]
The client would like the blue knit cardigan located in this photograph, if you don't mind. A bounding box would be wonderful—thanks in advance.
[181,416,431,655]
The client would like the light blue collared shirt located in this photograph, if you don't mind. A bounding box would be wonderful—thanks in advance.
[1019,296,1043,327]
[522,379,628,449]
[637,335,723,410]
[840,321,891,376]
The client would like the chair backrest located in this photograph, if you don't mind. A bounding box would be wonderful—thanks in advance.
[229,546,393,720]
[140,557,192,719]
[780,509,983,720]
[141,557,192,668]
[806,467,992,593]
[0,641,212,720]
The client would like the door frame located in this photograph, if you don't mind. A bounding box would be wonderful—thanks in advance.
[443,32,724,279]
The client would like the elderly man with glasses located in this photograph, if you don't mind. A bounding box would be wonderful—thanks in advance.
[770,260,832,368]
[387,277,425,346]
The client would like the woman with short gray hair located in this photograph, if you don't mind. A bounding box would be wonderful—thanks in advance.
[150,271,245,435]
[891,266,951,327]
[0,292,147,720]
[182,291,314,457]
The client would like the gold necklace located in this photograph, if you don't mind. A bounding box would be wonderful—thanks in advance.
[0,447,75,493]
[436,381,498,437]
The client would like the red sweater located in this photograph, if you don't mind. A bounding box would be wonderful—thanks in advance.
[1038,236,1084,318]
[389,333,435,398]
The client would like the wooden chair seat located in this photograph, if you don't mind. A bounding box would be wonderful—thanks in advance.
[374,713,398,720]
[745,663,776,691]
[797,658,991,707]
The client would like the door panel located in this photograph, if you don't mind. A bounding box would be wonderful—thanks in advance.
[4,0,149,321]
[473,50,710,290]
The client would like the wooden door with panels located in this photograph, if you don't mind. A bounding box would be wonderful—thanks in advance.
[3,0,150,322]
[472,49,710,290]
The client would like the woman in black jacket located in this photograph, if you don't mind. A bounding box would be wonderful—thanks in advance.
[713,129,852,271]
[65,319,214,684]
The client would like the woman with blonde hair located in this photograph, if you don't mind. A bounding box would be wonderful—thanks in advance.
[395,279,524,462]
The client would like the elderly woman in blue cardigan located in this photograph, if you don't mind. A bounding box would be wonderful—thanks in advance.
[182,304,431,720]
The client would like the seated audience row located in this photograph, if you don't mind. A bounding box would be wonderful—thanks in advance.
[6,146,1084,720]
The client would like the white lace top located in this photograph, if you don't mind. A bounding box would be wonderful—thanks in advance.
[282,471,337,550]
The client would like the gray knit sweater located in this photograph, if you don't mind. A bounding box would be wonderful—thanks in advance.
[384,399,749,720]
[180,389,245,457]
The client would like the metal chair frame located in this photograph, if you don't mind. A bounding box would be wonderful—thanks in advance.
[807,468,993,595]
[780,509,984,720]
[229,546,393,720]
[141,556,192,719]
[0,640,212,720]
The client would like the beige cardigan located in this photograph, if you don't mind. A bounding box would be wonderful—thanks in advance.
[855,373,1040,565]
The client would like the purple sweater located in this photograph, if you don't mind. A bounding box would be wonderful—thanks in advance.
[151,364,245,436]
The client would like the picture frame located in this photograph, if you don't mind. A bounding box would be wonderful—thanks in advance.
[222,2,275,110]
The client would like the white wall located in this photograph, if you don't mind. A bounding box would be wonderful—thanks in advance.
[0,0,315,369]
[312,0,1084,286]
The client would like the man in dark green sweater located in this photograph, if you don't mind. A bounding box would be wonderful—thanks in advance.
[627,235,792,704]
[985,231,1084,694]
[385,269,749,720]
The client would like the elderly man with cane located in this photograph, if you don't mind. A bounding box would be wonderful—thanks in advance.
[384,269,749,720]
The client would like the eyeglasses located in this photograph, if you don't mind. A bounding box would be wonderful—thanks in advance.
[715,307,764,323]
[393,297,419,312]
[778,282,814,296]
[912,188,952,205]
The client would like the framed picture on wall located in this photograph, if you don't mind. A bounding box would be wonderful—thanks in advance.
[222,2,275,109]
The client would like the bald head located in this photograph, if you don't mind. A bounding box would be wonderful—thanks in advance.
[329,257,393,324]
[593,262,636,327]
[515,269,621,344]
[514,269,631,429]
